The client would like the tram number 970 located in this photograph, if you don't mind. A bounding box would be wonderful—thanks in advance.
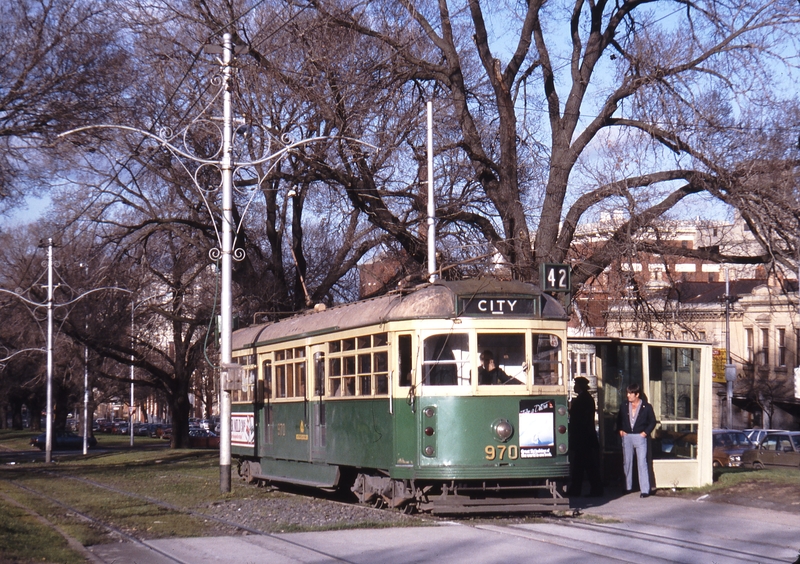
[485,445,519,460]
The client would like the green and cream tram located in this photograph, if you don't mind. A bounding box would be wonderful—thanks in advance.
[230,279,571,514]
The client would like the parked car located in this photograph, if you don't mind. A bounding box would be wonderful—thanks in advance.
[744,429,781,447]
[712,429,754,467]
[30,431,97,451]
[148,424,170,438]
[111,420,129,435]
[742,431,800,469]
[188,429,220,449]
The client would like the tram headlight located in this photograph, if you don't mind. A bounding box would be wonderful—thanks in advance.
[492,419,514,442]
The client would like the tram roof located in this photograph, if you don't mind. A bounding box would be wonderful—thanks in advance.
[232,278,567,351]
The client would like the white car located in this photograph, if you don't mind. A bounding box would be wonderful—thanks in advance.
[744,429,781,447]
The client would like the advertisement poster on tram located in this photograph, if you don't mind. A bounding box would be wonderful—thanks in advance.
[231,412,255,447]
[518,399,555,458]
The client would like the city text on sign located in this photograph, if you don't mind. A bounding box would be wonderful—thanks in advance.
[460,296,538,317]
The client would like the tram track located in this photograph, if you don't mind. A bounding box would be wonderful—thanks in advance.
[4,472,799,563]
[563,519,791,563]
[3,473,380,564]
[474,517,793,564]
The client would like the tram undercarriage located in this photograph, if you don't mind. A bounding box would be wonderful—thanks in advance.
[239,459,568,514]
[351,473,569,515]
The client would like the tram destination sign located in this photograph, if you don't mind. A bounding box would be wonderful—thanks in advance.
[459,295,539,317]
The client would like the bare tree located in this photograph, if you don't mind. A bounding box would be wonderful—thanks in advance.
[0,0,131,212]
[233,0,799,286]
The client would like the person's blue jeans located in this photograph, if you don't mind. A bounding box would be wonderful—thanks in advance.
[622,433,650,493]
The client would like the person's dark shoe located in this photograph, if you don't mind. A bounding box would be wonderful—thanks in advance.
[640,493,650,498]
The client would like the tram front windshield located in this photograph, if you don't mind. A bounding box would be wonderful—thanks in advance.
[421,331,561,387]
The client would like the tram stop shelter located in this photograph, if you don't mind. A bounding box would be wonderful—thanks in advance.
[568,337,713,490]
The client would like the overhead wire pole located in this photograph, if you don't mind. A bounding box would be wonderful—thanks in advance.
[82,263,90,455]
[58,33,374,490]
[131,301,135,447]
[219,32,234,493]
[427,100,436,283]
[724,268,736,429]
[45,238,54,463]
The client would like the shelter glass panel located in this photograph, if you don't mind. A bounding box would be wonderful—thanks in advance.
[599,344,643,452]
[649,346,700,460]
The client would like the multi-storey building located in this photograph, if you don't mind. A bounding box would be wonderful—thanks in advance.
[572,213,800,430]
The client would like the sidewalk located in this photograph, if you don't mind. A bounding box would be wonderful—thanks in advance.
[90,490,800,564]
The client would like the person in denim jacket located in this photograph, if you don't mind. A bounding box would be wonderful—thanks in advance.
[617,383,657,497]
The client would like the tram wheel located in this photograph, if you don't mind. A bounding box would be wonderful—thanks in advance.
[242,461,255,484]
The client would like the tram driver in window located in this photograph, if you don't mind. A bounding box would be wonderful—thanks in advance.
[478,350,512,385]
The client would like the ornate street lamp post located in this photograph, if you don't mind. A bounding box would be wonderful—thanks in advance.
[59,32,370,491]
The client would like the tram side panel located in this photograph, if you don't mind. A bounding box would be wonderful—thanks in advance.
[391,395,570,481]
[322,398,394,470]
[232,397,396,487]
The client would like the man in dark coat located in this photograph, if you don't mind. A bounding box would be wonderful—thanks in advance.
[617,383,657,497]
[568,377,603,497]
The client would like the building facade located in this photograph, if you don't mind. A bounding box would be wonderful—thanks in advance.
[571,214,800,431]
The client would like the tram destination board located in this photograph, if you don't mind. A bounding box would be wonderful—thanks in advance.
[458,295,539,317]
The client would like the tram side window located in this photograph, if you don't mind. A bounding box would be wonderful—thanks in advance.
[275,347,306,399]
[476,333,526,385]
[327,333,389,397]
[314,352,325,397]
[398,334,413,387]
[531,333,561,386]
[232,354,256,403]
[262,360,272,401]
[422,333,469,386]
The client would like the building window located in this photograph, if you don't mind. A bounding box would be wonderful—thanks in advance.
[760,328,769,367]
[778,328,787,367]
[796,329,800,368]
[745,328,754,364]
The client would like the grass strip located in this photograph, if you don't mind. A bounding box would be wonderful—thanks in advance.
[0,487,91,564]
